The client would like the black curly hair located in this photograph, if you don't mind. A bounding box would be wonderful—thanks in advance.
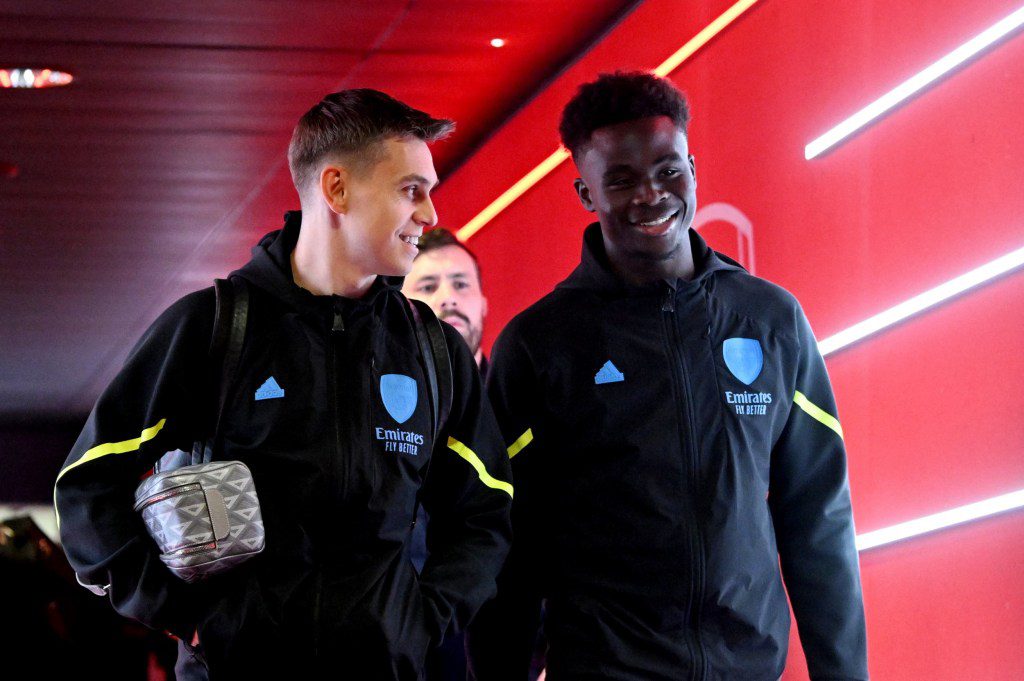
[559,71,690,159]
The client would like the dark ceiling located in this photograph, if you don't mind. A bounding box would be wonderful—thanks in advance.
[0,0,636,422]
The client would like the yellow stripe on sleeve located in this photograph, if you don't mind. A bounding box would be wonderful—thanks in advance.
[447,436,514,499]
[793,391,844,440]
[54,418,168,527]
[506,428,533,459]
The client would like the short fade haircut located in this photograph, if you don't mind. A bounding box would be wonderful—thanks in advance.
[559,71,690,160]
[288,88,454,193]
[415,228,482,285]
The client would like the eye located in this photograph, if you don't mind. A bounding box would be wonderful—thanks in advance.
[453,281,469,291]
[403,185,421,199]
[606,177,633,189]
[660,167,681,178]
[416,283,437,294]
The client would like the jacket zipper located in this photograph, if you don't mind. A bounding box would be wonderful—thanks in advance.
[662,284,708,681]
[316,308,345,659]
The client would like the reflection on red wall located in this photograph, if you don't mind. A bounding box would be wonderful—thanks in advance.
[434,0,1024,678]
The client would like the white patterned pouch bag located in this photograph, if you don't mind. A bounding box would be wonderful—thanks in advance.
[133,460,265,583]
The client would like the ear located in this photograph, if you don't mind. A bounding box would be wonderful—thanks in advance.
[481,294,489,320]
[319,163,350,215]
[689,154,697,184]
[574,178,595,212]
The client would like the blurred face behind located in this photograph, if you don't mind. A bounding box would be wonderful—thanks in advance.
[342,137,439,276]
[403,244,488,359]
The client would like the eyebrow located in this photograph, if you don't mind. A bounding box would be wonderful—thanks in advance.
[603,153,683,177]
[411,271,471,283]
[397,174,440,191]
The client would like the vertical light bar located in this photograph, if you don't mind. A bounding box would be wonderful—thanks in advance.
[856,488,1024,551]
[806,4,1024,160]
[818,244,1024,356]
[457,0,760,242]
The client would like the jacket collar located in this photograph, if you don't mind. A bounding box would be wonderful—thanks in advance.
[232,210,403,317]
[557,222,744,296]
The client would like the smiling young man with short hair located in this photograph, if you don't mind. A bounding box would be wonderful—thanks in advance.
[55,89,513,680]
[468,72,868,681]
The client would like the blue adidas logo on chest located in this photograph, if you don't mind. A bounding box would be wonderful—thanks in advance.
[255,376,285,400]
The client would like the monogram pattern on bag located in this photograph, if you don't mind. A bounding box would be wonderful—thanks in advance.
[135,461,265,583]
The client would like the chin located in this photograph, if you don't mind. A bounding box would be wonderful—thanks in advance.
[380,255,415,277]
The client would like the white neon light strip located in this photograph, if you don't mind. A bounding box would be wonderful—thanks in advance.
[856,488,1024,551]
[817,244,1024,356]
[805,4,1024,159]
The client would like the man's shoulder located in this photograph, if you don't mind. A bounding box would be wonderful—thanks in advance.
[130,286,219,359]
[711,267,803,330]
[149,286,218,332]
[497,287,579,346]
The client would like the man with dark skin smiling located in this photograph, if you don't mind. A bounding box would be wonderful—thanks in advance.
[467,72,867,680]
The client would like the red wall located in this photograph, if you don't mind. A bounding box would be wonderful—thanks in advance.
[434,1,1024,678]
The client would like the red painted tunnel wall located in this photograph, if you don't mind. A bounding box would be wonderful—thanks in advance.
[433,1,1024,678]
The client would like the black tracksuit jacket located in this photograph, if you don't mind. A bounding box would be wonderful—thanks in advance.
[468,225,867,681]
[55,213,513,679]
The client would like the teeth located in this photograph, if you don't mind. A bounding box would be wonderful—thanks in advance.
[638,212,675,227]
[401,235,419,245]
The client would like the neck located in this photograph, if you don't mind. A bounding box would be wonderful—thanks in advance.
[607,241,695,287]
[291,211,376,299]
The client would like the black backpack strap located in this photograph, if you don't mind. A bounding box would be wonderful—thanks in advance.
[405,297,452,542]
[407,298,452,441]
[193,277,249,464]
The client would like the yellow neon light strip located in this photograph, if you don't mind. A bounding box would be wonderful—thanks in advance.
[653,0,760,77]
[507,428,534,459]
[447,436,515,498]
[792,391,844,440]
[457,0,761,242]
[457,149,571,241]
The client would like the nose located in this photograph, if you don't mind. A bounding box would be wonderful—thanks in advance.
[415,194,438,228]
[633,178,667,206]
[437,280,458,310]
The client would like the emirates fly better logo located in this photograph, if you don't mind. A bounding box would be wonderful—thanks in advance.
[376,374,425,455]
[722,338,773,416]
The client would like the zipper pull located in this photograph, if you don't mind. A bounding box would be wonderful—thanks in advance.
[661,284,676,313]
[332,310,345,332]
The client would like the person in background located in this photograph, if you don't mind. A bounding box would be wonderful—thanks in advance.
[55,88,513,680]
[467,71,868,681]
[404,228,489,375]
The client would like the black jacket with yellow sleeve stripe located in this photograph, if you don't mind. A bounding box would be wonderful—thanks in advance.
[55,211,513,680]
[468,225,867,681]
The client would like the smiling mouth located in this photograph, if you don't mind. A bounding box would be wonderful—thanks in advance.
[632,210,680,236]
[400,235,419,245]
[635,210,679,227]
